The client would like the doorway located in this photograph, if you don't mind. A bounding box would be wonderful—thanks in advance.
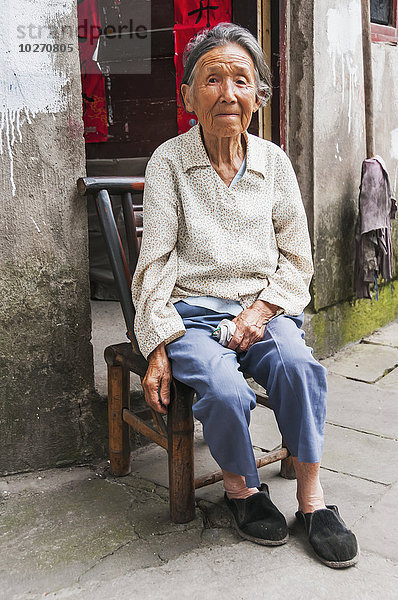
[80,0,286,299]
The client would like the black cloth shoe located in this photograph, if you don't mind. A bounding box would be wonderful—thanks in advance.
[295,505,359,568]
[224,483,288,546]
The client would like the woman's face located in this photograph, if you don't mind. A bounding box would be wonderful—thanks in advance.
[181,43,262,139]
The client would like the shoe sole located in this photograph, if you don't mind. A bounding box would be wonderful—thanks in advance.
[230,515,289,547]
[318,547,360,569]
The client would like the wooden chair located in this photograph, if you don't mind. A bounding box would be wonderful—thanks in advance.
[78,176,296,524]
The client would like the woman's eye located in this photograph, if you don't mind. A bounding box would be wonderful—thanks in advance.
[236,79,246,85]
[208,77,217,83]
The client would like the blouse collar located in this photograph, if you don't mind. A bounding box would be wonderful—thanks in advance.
[181,123,267,178]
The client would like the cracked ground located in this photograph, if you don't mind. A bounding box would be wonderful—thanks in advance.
[1,317,398,599]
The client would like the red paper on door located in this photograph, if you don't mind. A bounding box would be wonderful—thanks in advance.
[173,0,232,134]
[77,0,108,143]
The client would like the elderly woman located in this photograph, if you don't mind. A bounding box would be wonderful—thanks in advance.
[132,23,358,568]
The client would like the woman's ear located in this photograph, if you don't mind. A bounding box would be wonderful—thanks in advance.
[253,96,263,113]
[181,83,194,113]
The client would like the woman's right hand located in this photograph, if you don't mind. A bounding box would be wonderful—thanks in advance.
[142,342,172,415]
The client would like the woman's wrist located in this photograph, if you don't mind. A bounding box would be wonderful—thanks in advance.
[148,342,167,362]
[251,300,280,321]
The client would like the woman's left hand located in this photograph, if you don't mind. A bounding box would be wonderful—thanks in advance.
[228,300,280,353]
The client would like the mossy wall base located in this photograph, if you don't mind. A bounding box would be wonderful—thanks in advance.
[305,280,398,359]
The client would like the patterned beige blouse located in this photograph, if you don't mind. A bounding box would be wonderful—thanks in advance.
[132,124,313,359]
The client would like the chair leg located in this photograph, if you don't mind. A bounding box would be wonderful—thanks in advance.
[280,438,296,479]
[108,364,131,476]
[167,381,195,524]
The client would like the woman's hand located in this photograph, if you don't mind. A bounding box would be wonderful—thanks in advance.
[228,300,280,353]
[142,342,172,415]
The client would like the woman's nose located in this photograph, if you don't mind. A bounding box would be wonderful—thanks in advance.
[219,79,236,102]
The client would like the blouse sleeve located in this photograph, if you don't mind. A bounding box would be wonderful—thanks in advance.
[131,149,185,359]
[257,148,313,314]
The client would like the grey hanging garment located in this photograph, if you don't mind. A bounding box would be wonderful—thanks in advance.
[354,156,397,299]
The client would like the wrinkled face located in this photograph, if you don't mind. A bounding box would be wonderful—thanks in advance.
[181,43,262,138]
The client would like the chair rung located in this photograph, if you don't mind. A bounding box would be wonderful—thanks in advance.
[255,446,289,468]
[151,408,168,437]
[194,447,289,489]
[123,408,168,450]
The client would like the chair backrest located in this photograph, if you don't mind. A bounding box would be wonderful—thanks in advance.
[77,176,145,355]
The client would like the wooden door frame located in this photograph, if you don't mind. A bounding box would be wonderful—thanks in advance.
[256,0,287,149]
[279,0,288,151]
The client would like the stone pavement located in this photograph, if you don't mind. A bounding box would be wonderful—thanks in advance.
[1,303,398,600]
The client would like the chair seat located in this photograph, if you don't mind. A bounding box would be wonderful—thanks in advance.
[104,342,147,377]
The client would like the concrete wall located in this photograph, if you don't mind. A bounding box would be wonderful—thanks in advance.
[287,0,315,240]
[313,0,366,310]
[0,0,104,474]
[288,0,398,356]
[373,41,398,278]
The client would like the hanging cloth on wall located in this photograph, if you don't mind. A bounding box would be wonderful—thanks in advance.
[354,156,397,299]
[77,0,108,143]
[173,0,232,134]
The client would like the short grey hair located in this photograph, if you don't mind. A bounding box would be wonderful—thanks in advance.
[180,23,272,110]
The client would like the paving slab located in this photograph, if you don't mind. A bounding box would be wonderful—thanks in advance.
[374,366,398,391]
[77,529,208,587]
[38,543,398,600]
[321,343,398,383]
[325,373,398,439]
[317,468,387,528]
[322,423,398,485]
[250,403,283,450]
[0,474,136,599]
[4,464,392,600]
[0,443,394,600]
[363,321,398,348]
[354,482,398,562]
[0,468,205,600]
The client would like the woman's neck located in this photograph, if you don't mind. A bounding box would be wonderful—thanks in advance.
[200,126,246,170]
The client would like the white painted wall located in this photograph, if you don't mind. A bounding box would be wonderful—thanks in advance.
[326,0,362,136]
[372,43,398,195]
[0,0,73,194]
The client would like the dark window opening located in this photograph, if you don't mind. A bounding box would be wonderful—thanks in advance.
[371,0,392,25]
[371,0,398,43]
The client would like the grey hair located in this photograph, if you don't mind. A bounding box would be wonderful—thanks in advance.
[180,23,272,111]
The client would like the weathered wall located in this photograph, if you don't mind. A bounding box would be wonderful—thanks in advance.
[288,0,398,356]
[313,0,366,311]
[287,0,315,242]
[0,0,105,474]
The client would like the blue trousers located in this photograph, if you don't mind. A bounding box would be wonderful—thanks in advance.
[166,302,327,488]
